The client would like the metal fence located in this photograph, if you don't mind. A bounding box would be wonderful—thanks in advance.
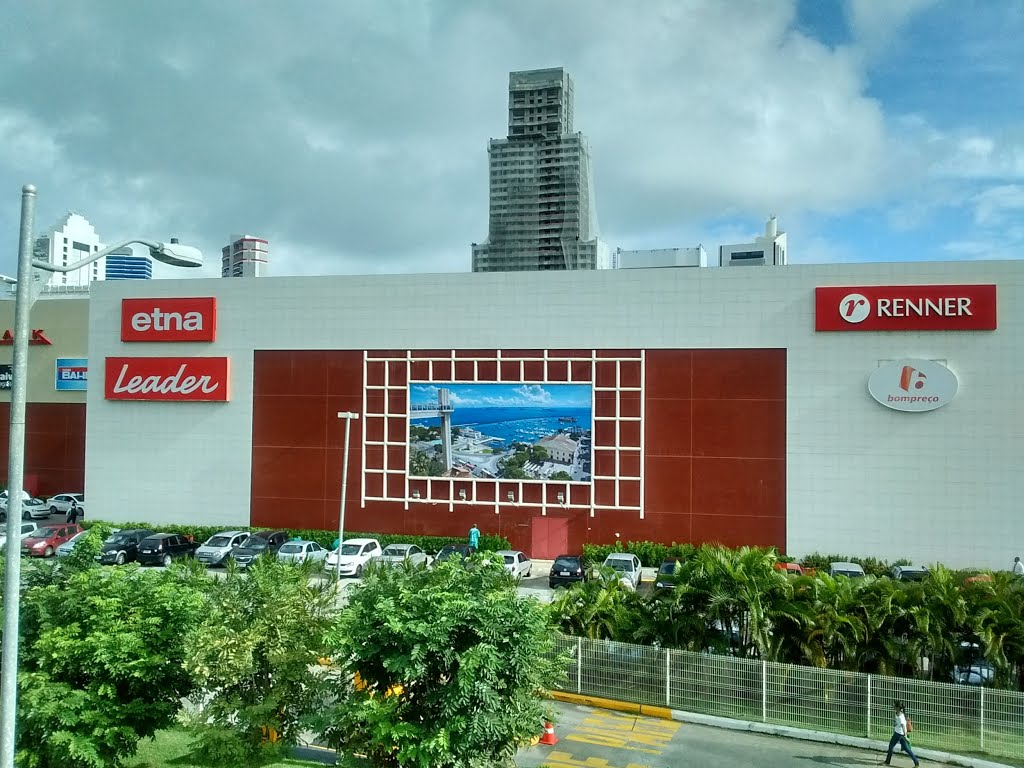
[552,635,1024,762]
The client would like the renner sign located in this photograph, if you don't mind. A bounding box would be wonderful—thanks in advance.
[105,357,230,402]
[867,359,958,413]
[815,285,997,331]
[121,297,217,342]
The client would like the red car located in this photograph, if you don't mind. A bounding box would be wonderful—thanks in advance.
[21,523,84,558]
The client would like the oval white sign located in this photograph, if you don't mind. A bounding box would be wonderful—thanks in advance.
[868,359,958,413]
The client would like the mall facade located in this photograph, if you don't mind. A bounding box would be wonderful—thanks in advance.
[2,260,1020,567]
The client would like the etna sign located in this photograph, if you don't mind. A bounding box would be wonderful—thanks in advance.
[815,285,997,332]
[104,357,230,402]
[121,297,217,342]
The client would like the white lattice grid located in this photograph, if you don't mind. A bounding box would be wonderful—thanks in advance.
[360,350,645,517]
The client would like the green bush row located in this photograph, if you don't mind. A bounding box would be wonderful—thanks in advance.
[80,520,510,555]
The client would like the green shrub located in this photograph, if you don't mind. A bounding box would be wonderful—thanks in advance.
[800,552,911,578]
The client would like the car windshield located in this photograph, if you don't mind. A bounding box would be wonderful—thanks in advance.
[659,561,679,574]
[900,570,929,581]
[279,544,303,553]
[437,547,462,560]
[32,527,59,538]
[382,546,408,556]
[340,544,362,555]
[554,557,580,569]
[606,558,633,571]
[206,536,233,547]
[106,533,131,543]
[239,537,267,550]
[502,554,516,564]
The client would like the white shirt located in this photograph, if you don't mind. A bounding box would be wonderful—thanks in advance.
[894,712,908,736]
[1014,560,1024,576]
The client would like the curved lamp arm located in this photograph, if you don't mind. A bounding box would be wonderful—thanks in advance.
[30,239,202,273]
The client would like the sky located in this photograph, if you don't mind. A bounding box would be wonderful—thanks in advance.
[410,383,591,409]
[1,0,1022,279]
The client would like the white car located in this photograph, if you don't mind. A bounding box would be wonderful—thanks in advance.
[0,521,40,551]
[496,549,532,578]
[0,489,31,510]
[325,538,382,577]
[45,493,85,517]
[195,530,249,567]
[276,540,328,565]
[374,543,432,568]
[0,497,50,520]
[602,553,642,590]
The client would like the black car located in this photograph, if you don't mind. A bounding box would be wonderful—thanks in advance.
[549,554,588,589]
[654,557,683,591]
[435,544,473,565]
[136,533,198,566]
[230,529,288,569]
[96,528,155,565]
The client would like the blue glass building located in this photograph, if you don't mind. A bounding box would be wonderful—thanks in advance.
[105,253,153,280]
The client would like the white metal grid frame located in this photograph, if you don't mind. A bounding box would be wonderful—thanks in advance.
[360,349,645,517]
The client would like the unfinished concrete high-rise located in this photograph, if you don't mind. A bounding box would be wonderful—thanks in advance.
[472,68,610,272]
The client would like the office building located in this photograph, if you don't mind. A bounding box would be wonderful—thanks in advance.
[33,212,105,288]
[719,216,788,266]
[472,68,609,272]
[104,248,153,281]
[616,246,708,269]
[222,234,269,278]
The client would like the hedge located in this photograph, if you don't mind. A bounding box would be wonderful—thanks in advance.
[80,520,510,555]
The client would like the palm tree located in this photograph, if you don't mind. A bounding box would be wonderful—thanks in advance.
[973,572,1024,688]
[788,573,867,670]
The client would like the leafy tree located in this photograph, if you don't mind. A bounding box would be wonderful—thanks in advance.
[315,557,567,768]
[15,565,208,768]
[529,445,549,463]
[549,471,573,481]
[183,557,335,767]
[60,523,115,573]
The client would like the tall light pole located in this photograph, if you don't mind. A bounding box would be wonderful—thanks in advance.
[335,411,359,581]
[0,184,202,768]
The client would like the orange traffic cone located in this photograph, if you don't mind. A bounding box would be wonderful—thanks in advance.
[539,719,558,746]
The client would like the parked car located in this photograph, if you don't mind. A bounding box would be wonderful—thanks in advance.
[277,540,329,565]
[496,549,532,578]
[655,557,683,590]
[0,497,50,521]
[21,523,84,558]
[325,538,382,577]
[374,543,432,568]
[829,561,866,579]
[96,528,153,565]
[195,530,249,567]
[45,493,85,517]
[891,564,930,581]
[774,562,804,576]
[136,533,198,567]
[230,530,289,569]
[603,553,642,590]
[0,521,39,551]
[548,554,588,589]
[56,529,92,557]
[434,544,473,566]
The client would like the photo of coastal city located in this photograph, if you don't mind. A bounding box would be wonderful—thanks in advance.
[408,383,592,482]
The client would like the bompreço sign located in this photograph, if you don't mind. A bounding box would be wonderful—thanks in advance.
[105,357,230,402]
[867,359,958,412]
[121,297,217,342]
[816,285,997,331]
[55,358,88,391]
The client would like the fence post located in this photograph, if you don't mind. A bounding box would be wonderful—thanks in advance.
[866,674,872,738]
[979,687,985,751]
[761,661,768,723]
[665,649,671,708]
[576,637,583,695]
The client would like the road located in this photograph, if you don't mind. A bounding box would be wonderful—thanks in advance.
[517,701,959,768]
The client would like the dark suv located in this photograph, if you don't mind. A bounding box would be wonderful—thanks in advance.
[136,533,198,566]
[654,557,683,591]
[548,554,588,589]
[435,544,473,566]
[230,530,288,569]
[96,528,156,565]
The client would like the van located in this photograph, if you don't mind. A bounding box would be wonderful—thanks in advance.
[829,561,866,578]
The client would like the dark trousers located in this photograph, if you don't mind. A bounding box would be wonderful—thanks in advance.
[885,732,919,765]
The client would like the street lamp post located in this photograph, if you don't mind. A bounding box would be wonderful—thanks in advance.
[0,184,202,768]
[335,411,360,581]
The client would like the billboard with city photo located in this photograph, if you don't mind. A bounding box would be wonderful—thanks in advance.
[408,383,592,482]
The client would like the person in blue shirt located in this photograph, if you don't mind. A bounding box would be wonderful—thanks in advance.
[468,524,480,552]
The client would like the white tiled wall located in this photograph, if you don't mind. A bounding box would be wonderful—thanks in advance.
[86,260,1024,568]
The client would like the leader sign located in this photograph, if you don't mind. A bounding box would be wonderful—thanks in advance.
[815,285,997,331]
[105,357,230,402]
[55,358,88,391]
[121,297,217,342]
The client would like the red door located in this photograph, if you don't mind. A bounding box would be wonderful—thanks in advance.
[530,517,569,560]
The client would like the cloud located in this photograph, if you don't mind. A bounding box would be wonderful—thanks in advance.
[844,0,938,57]
[513,385,553,405]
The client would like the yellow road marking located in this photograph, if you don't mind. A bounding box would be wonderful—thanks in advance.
[543,750,652,768]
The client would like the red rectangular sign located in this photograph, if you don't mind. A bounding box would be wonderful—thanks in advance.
[121,297,217,342]
[105,357,230,401]
[815,284,997,331]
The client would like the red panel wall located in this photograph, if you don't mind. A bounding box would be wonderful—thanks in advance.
[0,402,87,496]
[250,349,786,553]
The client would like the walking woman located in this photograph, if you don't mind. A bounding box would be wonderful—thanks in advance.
[884,700,920,766]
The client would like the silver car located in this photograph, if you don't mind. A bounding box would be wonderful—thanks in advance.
[374,543,432,568]
[195,530,249,567]
[602,553,642,590]
[277,540,328,565]
[56,529,91,557]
